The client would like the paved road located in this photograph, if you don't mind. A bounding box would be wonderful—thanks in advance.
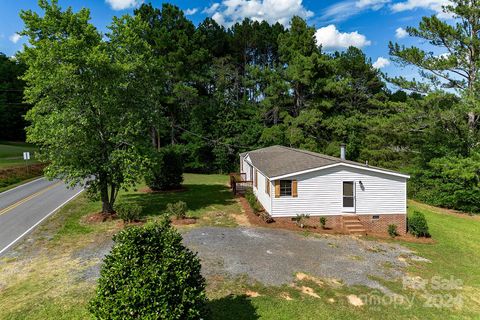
[0,178,83,256]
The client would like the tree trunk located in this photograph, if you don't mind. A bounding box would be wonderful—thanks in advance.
[468,111,477,131]
[102,199,114,215]
[171,121,175,145]
[99,178,114,215]
[151,127,157,149]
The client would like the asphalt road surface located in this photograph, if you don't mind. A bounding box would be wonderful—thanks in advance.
[0,178,83,256]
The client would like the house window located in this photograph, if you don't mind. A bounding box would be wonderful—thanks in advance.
[265,177,270,195]
[343,181,354,208]
[280,180,292,196]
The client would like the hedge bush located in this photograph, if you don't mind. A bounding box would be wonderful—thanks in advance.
[408,211,430,237]
[166,200,188,219]
[115,202,142,222]
[146,145,184,191]
[319,217,327,229]
[245,187,261,213]
[244,188,273,222]
[388,224,398,238]
[89,220,207,319]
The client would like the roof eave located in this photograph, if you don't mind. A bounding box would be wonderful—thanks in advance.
[269,163,410,180]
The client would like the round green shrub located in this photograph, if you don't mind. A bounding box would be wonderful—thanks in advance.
[387,224,398,238]
[146,145,184,191]
[319,217,327,229]
[408,211,430,237]
[115,202,142,222]
[166,200,188,219]
[89,220,207,319]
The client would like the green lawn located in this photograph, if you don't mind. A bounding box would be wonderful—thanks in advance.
[0,175,479,319]
[0,141,38,168]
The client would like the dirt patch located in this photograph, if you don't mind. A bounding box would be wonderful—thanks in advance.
[299,286,320,298]
[296,272,324,287]
[245,290,261,297]
[280,292,293,300]
[347,294,364,306]
[171,218,197,226]
[368,232,435,244]
[231,209,251,227]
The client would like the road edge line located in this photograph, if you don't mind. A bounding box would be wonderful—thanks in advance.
[0,188,84,256]
[0,177,45,196]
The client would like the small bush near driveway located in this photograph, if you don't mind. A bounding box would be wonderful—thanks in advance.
[408,211,431,237]
[319,216,327,229]
[166,200,188,219]
[89,220,207,319]
[114,202,142,222]
[388,224,398,238]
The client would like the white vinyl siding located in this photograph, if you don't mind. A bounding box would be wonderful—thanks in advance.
[253,170,272,214]
[271,165,406,217]
[241,156,253,181]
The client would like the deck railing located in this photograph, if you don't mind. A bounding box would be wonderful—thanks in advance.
[229,172,252,195]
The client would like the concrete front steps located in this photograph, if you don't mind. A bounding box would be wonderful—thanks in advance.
[342,215,367,235]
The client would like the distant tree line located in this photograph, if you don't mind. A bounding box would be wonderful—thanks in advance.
[9,0,480,213]
[0,53,29,141]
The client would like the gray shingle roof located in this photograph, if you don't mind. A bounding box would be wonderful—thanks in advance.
[241,145,408,178]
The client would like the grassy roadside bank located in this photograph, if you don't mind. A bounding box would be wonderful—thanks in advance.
[0,142,38,168]
[0,142,42,191]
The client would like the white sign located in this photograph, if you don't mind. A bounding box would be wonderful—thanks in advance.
[23,152,30,160]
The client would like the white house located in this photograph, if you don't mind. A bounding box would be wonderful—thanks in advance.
[239,145,410,234]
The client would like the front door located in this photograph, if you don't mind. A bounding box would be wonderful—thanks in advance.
[342,181,355,212]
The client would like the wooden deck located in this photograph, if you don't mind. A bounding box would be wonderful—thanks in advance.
[229,173,252,195]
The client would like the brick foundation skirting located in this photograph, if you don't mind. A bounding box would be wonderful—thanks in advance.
[272,214,406,235]
[357,214,407,234]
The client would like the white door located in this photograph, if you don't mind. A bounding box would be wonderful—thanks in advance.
[342,181,355,212]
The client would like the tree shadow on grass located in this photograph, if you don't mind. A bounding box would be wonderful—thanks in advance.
[208,295,259,320]
[122,184,236,218]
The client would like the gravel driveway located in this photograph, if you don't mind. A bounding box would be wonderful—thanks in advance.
[182,227,426,292]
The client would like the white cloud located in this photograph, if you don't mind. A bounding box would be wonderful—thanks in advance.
[395,27,408,38]
[321,0,390,23]
[315,25,371,51]
[105,0,143,10]
[356,0,390,9]
[184,8,198,15]
[391,0,452,18]
[9,33,21,44]
[203,3,221,14]
[206,0,314,27]
[372,56,390,68]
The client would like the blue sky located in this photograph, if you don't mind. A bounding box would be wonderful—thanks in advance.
[0,0,450,78]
